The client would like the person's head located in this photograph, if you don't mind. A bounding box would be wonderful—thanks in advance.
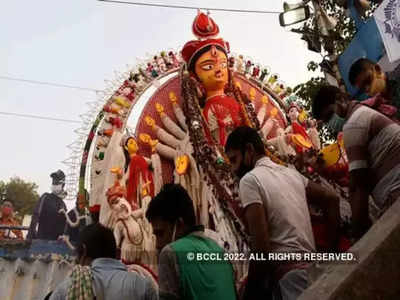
[146,184,196,251]
[349,58,387,96]
[312,85,350,134]
[76,223,117,266]
[1,201,14,218]
[50,169,66,198]
[225,126,266,179]
[181,12,230,95]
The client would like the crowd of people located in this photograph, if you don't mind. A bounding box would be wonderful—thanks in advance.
[313,58,400,240]
[1,56,399,300]
[55,57,398,300]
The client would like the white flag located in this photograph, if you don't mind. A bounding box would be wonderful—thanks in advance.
[374,0,400,63]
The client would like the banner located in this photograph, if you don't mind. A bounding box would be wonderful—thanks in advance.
[374,0,400,63]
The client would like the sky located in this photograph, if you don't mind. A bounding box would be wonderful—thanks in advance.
[0,0,320,205]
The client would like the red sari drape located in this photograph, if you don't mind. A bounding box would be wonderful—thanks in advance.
[203,95,243,146]
[126,155,154,208]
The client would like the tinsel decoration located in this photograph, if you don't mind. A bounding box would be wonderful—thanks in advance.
[180,66,250,248]
[230,72,286,167]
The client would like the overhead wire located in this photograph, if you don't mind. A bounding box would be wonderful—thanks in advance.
[0,111,81,124]
[97,0,281,14]
[0,75,101,92]
[1,2,279,125]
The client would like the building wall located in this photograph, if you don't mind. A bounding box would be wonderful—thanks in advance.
[0,239,75,300]
[0,257,72,300]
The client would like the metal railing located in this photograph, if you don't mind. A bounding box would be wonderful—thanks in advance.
[0,225,29,231]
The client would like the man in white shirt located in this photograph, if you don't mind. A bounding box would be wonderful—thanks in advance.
[225,126,340,300]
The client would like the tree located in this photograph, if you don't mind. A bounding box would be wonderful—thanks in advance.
[293,76,335,144]
[0,177,40,217]
[292,0,377,143]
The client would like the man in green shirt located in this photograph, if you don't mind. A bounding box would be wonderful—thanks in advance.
[146,183,237,300]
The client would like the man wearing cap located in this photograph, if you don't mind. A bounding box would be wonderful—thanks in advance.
[27,170,67,240]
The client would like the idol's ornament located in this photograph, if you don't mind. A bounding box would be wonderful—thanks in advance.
[181,11,246,146]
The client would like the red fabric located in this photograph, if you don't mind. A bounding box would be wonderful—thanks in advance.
[181,39,228,65]
[312,220,351,252]
[1,207,12,218]
[252,67,260,77]
[291,122,311,153]
[88,131,95,141]
[361,96,398,118]
[322,164,349,187]
[203,95,243,146]
[126,155,154,207]
[89,204,101,213]
[109,117,123,129]
[0,217,23,239]
[192,12,219,39]
[125,92,135,101]
[103,104,111,113]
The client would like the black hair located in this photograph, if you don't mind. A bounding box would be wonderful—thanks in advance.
[224,126,265,155]
[312,85,342,120]
[76,223,117,259]
[90,212,100,224]
[123,137,133,173]
[188,44,232,108]
[146,183,196,227]
[349,58,375,85]
[188,44,227,72]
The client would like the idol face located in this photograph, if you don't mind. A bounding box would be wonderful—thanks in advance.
[194,47,228,93]
[288,107,299,123]
[126,138,138,155]
[110,196,131,218]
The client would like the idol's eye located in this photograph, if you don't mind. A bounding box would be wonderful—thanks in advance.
[220,62,227,68]
[201,64,214,71]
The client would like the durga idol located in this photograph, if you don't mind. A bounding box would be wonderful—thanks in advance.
[181,11,251,146]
